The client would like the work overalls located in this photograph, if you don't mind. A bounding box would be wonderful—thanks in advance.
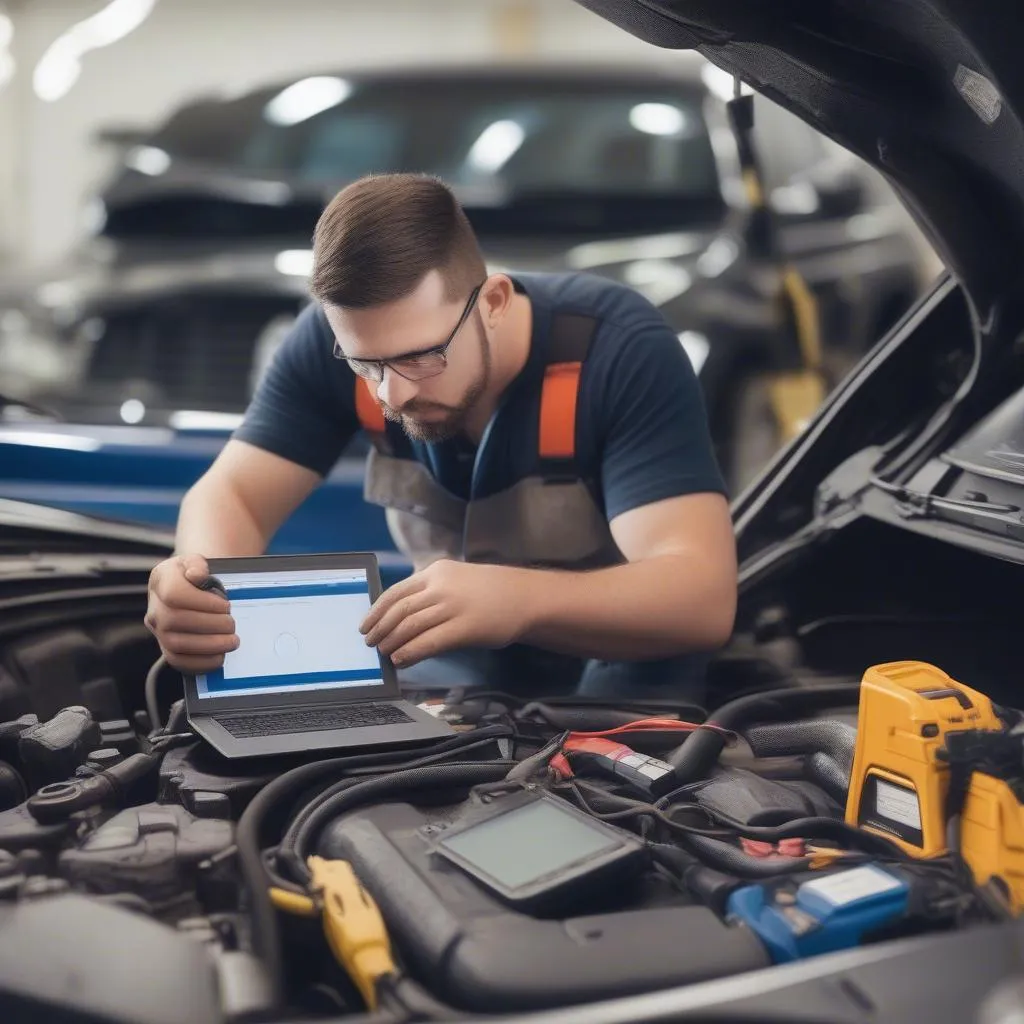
[354,312,708,704]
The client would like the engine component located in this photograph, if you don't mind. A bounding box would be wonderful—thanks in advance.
[846,661,1003,857]
[665,683,862,791]
[18,706,102,789]
[0,800,72,854]
[0,761,26,811]
[320,800,770,1013]
[158,741,284,820]
[58,802,234,905]
[0,892,222,1024]
[690,767,841,826]
[726,863,911,962]
[98,718,140,756]
[27,751,159,824]
[0,714,38,765]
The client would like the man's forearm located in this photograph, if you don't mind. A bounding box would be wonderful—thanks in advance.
[174,479,269,557]
[516,555,736,661]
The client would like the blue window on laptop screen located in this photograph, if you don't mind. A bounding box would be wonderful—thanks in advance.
[194,568,383,699]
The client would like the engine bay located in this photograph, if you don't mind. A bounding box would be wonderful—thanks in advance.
[2,565,1024,1024]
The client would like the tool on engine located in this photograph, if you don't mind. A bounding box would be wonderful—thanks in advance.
[845,661,1004,858]
[426,787,647,913]
[726,863,912,962]
[937,728,1024,912]
[307,856,396,1011]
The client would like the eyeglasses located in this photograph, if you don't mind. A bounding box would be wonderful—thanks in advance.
[333,283,484,383]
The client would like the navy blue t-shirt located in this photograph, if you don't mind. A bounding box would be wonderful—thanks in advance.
[234,271,726,521]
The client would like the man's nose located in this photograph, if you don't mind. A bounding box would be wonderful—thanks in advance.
[377,367,418,410]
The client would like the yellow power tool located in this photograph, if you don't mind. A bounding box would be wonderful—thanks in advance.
[846,660,1024,910]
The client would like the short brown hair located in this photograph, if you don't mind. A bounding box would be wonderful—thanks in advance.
[310,173,486,308]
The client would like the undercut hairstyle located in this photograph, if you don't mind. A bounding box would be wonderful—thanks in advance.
[311,173,487,309]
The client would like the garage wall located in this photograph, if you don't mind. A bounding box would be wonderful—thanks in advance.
[0,0,659,268]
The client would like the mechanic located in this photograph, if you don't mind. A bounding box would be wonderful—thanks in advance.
[144,173,737,701]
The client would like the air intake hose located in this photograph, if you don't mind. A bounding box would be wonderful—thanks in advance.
[665,684,862,785]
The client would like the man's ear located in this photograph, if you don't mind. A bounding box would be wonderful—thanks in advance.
[480,274,516,327]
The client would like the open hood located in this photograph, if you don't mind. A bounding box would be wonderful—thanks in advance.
[575,0,1022,320]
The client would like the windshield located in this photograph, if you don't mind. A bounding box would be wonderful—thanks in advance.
[105,75,724,238]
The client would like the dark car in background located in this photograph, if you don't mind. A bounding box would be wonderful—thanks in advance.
[0,60,930,564]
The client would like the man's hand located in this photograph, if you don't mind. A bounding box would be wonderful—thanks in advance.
[360,560,531,667]
[145,555,239,673]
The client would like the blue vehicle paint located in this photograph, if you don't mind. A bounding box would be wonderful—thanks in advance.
[0,424,413,587]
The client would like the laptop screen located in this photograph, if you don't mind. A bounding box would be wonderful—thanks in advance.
[194,567,384,699]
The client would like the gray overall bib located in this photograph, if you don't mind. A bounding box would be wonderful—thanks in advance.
[354,313,708,703]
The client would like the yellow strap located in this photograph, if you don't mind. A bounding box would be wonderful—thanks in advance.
[307,856,396,1011]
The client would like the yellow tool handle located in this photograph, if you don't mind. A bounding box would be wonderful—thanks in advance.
[307,856,396,1010]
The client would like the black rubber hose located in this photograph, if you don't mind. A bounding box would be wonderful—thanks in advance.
[742,719,857,774]
[666,684,861,782]
[234,728,515,1009]
[681,833,810,878]
[805,751,851,804]
[287,761,514,882]
[281,734,513,851]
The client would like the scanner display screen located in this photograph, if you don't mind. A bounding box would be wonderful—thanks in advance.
[437,798,620,890]
[195,568,383,699]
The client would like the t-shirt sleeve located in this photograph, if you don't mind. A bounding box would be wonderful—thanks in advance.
[232,302,359,477]
[593,319,727,522]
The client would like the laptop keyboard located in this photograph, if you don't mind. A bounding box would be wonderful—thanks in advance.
[215,703,413,739]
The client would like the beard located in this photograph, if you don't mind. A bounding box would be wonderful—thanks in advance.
[381,323,490,443]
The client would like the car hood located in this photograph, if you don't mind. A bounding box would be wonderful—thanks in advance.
[0,497,172,556]
[574,0,1022,322]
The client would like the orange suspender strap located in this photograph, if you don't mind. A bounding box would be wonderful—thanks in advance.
[538,313,597,462]
[539,362,583,460]
[355,378,386,435]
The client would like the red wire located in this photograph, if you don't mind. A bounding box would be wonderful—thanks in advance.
[566,718,735,740]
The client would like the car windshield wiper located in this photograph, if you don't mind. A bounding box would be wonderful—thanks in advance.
[870,476,1024,536]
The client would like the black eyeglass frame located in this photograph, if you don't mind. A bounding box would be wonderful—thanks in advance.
[332,282,485,382]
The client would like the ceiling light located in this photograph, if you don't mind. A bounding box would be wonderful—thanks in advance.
[34,0,157,102]
[263,77,352,126]
[467,120,526,173]
[124,145,170,176]
[274,249,314,277]
[120,399,145,424]
[629,103,687,137]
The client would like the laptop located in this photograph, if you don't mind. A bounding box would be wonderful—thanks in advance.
[182,552,455,758]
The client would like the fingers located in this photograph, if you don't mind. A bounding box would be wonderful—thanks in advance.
[389,622,462,668]
[150,557,230,615]
[363,590,436,649]
[145,603,236,637]
[165,652,229,675]
[146,555,237,674]
[360,573,427,636]
[374,604,449,659]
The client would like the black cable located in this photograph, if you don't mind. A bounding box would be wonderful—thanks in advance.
[666,683,862,780]
[278,731,515,857]
[376,973,468,1022]
[285,761,515,883]
[145,654,167,732]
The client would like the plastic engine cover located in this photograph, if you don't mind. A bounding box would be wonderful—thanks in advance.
[320,801,770,1013]
[58,802,233,903]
